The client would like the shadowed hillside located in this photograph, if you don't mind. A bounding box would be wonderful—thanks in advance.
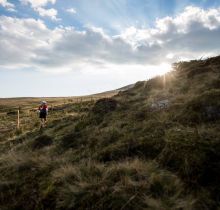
[0,56,220,210]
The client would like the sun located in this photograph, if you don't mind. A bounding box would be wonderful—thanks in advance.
[147,63,171,78]
[155,63,171,76]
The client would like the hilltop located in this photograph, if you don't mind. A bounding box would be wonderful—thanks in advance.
[0,56,220,210]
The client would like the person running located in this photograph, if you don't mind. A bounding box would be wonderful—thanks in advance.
[38,101,48,128]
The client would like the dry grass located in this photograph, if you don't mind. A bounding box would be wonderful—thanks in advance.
[0,90,118,143]
[52,159,193,210]
[0,56,220,210]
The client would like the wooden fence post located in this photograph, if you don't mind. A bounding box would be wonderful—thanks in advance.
[17,109,20,129]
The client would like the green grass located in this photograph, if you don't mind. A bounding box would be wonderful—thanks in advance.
[0,55,220,209]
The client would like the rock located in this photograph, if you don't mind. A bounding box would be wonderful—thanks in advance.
[151,99,170,110]
[92,98,117,115]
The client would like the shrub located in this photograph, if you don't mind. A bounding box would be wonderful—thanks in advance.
[92,98,117,115]
[90,98,118,124]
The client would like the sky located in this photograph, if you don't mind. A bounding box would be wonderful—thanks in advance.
[0,0,220,97]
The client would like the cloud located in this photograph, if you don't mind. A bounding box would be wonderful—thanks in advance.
[0,6,220,73]
[118,6,220,61]
[0,16,52,68]
[20,0,56,8]
[66,8,77,14]
[35,7,58,21]
[20,0,58,21]
[6,7,16,12]
[0,0,15,11]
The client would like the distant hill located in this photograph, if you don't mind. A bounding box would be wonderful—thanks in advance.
[0,83,133,109]
[117,83,135,91]
[0,56,220,210]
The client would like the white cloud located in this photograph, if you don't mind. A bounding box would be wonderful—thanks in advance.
[118,6,220,61]
[7,7,16,12]
[20,0,56,8]
[20,0,58,21]
[0,0,15,10]
[0,16,54,68]
[35,7,58,21]
[66,8,77,14]
[0,6,220,74]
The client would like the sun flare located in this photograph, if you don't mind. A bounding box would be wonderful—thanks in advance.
[148,63,171,77]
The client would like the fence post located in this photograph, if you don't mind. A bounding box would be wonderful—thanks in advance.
[17,108,20,129]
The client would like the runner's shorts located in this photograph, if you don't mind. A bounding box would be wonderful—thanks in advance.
[39,111,47,119]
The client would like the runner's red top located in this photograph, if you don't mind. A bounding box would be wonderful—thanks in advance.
[39,105,48,111]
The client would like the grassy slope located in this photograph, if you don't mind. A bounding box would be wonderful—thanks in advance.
[0,91,117,142]
[0,56,220,210]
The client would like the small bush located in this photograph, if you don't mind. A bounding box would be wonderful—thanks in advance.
[92,98,117,115]
[90,98,118,124]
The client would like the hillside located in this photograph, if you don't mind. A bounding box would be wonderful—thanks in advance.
[0,90,118,142]
[0,56,220,210]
